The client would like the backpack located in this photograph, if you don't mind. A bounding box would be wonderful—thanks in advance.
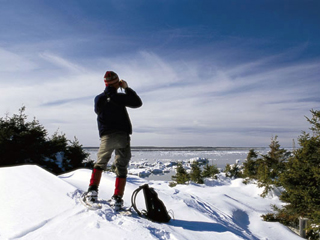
[131,184,171,223]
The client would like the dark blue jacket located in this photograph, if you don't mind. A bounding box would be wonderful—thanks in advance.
[94,86,142,137]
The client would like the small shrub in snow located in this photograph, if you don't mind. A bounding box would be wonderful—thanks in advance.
[202,163,219,179]
[189,161,204,184]
[224,160,243,179]
[171,162,190,184]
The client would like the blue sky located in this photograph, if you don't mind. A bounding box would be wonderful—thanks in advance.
[1,0,320,147]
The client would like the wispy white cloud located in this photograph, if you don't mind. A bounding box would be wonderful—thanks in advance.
[39,52,86,73]
[109,49,320,147]
[1,0,320,148]
[0,42,319,147]
[0,48,38,73]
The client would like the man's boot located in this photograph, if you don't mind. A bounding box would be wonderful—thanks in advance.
[84,168,103,203]
[111,177,126,210]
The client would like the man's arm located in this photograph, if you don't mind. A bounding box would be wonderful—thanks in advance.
[117,80,142,108]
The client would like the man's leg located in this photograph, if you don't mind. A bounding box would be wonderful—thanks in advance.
[87,135,114,195]
[113,133,131,198]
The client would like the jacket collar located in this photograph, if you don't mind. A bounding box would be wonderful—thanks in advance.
[104,86,117,95]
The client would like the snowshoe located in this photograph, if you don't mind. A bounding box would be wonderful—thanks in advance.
[109,195,124,211]
[84,190,98,202]
[80,191,102,210]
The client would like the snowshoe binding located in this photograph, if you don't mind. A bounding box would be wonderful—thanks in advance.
[109,195,124,211]
[80,190,102,210]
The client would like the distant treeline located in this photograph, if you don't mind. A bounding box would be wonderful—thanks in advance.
[85,146,268,152]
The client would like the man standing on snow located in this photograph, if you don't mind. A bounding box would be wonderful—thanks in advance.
[83,71,142,210]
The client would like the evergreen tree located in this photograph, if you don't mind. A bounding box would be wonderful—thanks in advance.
[202,163,219,179]
[224,160,242,179]
[63,137,92,171]
[0,107,93,174]
[257,136,291,196]
[279,109,320,232]
[260,136,290,179]
[256,162,275,197]
[242,149,259,179]
[171,162,190,184]
[189,161,204,184]
[0,106,48,166]
[241,137,290,196]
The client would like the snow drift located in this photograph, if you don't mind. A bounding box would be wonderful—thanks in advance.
[0,165,302,240]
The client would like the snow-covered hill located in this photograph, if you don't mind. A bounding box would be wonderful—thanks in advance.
[0,165,302,240]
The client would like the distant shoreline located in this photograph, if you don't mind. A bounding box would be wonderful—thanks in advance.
[84,146,269,151]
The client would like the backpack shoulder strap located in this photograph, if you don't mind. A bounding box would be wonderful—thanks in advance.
[131,184,148,216]
[131,184,171,223]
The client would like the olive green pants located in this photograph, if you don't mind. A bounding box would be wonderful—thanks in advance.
[94,132,131,178]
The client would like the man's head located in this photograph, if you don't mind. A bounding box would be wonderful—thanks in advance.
[104,71,119,86]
